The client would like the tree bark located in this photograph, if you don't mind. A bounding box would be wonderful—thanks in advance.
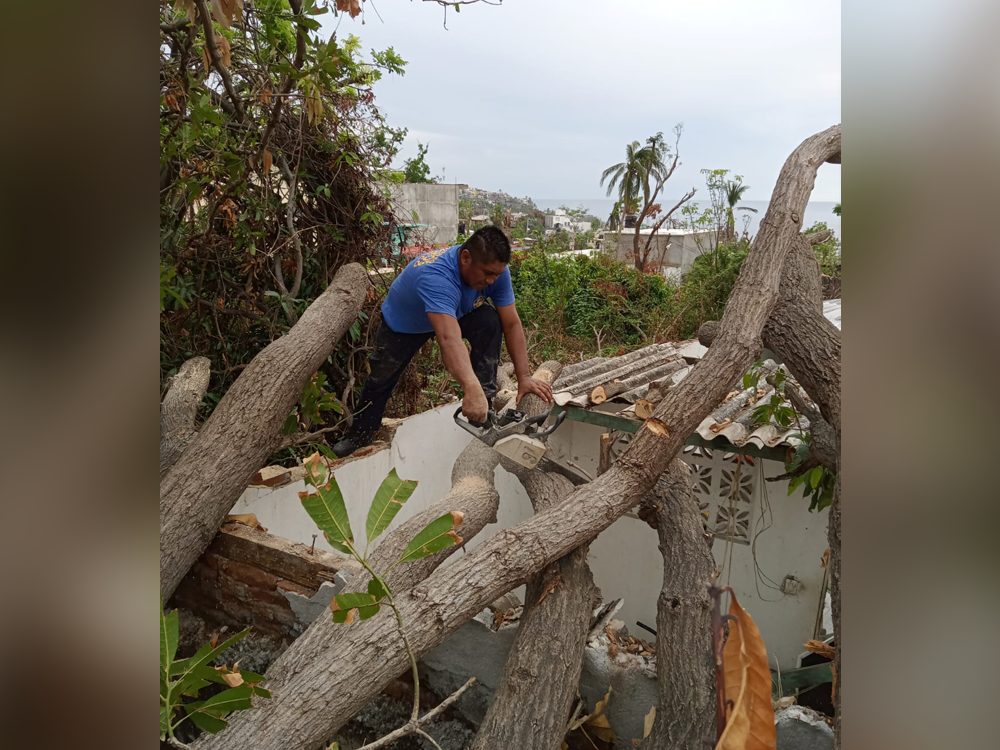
[471,471,598,750]
[640,461,717,750]
[160,263,370,602]
[472,362,601,750]
[160,356,211,478]
[193,125,840,750]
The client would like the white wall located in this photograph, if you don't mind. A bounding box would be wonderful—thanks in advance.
[231,404,535,566]
[545,416,830,669]
[232,402,828,669]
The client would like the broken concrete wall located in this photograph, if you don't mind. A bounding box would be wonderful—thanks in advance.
[231,400,828,671]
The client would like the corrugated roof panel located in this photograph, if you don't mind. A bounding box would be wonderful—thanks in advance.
[552,300,842,450]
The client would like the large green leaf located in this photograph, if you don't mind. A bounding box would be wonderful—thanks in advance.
[160,603,179,676]
[191,685,255,717]
[368,577,388,602]
[398,512,463,564]
[160,704,171,739]
[188,708,229,734]
[331,592,380,623]
[299,476,354,553]
[366,469,418,543]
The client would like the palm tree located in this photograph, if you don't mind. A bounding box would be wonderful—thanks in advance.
[724,178,756,240]
[600,141,646,223]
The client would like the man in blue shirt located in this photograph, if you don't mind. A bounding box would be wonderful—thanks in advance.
[333,226,553,457]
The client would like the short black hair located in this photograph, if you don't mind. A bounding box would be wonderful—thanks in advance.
[461,226,511,264]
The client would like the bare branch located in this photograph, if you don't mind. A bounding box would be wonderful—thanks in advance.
[194,0,246,121]
[354,678,477,750]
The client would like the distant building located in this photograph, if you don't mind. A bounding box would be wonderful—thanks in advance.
[597,227,717,279]
[544,209,591,234]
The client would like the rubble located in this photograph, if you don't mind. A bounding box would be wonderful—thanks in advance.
[775,705,835,750]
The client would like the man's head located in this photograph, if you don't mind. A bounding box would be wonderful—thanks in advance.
[458,226,511,290]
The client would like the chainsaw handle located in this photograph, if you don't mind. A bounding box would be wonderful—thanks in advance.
[533,407,567,438]
[453,407,496,436]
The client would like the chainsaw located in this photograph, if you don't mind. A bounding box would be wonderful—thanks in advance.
[454,406,588,484]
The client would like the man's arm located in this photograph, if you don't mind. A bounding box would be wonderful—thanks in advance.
[496,304,554,405]
[427,312,489,423]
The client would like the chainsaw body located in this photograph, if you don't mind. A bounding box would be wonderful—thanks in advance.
[453,407,567,470]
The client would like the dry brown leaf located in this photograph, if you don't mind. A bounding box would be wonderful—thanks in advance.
[710,418,732,433]
[535,573,562,606]
[336,0,363,19]
[586,686,616,744]
[216,35,231,68]
[715,593,776,750]
[263,149,273,173]
[224,513,267,532]
[212,0,236,28]
[643,705,656,738]
[820,548,830,568]
[202,46,211,73]
[210,633,219,649]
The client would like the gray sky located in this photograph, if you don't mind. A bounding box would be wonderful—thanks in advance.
[322,0,841,202]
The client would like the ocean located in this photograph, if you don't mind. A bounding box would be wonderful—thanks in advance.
[535,198,841,241]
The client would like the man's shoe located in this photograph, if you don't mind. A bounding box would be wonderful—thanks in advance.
[331,430,375,458]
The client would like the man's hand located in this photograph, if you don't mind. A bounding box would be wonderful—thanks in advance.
[517,376,554,406]
[462,386,490,425]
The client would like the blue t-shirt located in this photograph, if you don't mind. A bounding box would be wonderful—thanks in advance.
[381,245,515,334]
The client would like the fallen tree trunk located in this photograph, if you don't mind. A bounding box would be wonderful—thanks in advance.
[472,362,601,750]
[699,210,843,745]
[160,356,211,478]
[160,263,370,602]
[194,125,841,750]
[640,461,717,750]
[471,471,597,750]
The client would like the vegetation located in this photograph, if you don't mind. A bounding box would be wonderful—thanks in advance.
[160,604,270,742]
[159,1,414,458]
[401,141,437,183]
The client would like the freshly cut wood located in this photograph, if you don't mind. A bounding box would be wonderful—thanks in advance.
[160,263,370,602]
[193,125,840,750]
[590,381,627,405]
[635,398,655,420]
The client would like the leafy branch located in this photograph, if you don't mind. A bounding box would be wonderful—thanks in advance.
[298,454,472,747]
[160,602,270,743]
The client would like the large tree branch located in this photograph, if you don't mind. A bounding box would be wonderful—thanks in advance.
[639,460,717,750]
[160,263,370,602]
[160,356,211,478]
[194,0,246,121]
[472,363,600,750]
[193,125,841,750]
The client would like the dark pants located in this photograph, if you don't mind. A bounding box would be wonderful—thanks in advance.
[350,303,503,434]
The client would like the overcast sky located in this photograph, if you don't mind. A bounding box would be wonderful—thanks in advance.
[321,0,841,202]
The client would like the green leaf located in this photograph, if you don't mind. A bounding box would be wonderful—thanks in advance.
[299,475,354,551]
[398,512,464,564]
[809,466,824,489]
[368,577,388,602]
[169,629,249,692]
[189,709,229,734]
[239,670,266,684]
[160,603,179,675]
[366,469,418,543]
[194,685,255,716]
[331,592,380,623]
[160,704,171,739]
